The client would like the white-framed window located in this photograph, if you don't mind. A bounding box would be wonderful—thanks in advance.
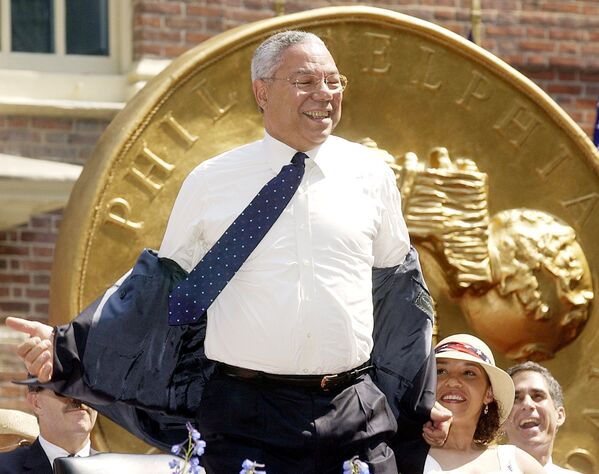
[0,0,128,74]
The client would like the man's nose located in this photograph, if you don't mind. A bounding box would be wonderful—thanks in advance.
[520,394,535,409]
[311,79,334,99]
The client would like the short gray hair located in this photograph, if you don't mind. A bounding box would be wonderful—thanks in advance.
[507,361,564,408]
[251,30,325,81]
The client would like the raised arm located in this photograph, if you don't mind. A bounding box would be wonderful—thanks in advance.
[5,316,54,382]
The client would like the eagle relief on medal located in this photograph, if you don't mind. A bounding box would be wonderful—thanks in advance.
[361,139,594,362]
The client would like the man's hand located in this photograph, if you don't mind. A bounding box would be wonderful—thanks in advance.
[5,317,54,383]
[423,401,452,447]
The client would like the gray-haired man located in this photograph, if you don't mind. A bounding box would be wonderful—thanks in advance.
[8,30,449,473]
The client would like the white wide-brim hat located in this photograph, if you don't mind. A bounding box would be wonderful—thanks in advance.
[0,408,39,439]
[434,334,515,423]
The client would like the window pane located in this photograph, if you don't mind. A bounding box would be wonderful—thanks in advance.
[66,0,109,56]
[11,0,54,53]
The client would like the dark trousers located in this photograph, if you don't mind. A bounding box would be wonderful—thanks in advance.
[196,371,398,473]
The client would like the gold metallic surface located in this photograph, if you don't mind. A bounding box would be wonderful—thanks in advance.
[395,147,492,289]
[466,208,593,361]
[387,148,593,361]
[48,6,599,467]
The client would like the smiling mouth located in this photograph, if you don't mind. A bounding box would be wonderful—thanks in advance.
[304,110,330,119]
[440,393,465,402]
[518,418,540,430]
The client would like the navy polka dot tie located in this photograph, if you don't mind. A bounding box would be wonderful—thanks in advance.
[168,152,308,326]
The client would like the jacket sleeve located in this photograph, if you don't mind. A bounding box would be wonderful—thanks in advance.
[36,250,210,451]
[388,347,434,473]
[371,246,435,472]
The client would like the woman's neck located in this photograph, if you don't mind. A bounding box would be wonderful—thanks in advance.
[440,422,480,452]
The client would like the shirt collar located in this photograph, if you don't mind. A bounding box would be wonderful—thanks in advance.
[262,132,332,177]
[38,434,91,467]
[311,135,337,177]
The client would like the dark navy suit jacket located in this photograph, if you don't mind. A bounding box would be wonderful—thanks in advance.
[39,246,434,473]
[0,439,52,474]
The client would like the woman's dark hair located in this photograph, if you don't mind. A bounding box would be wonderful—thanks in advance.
[473,399,501,445]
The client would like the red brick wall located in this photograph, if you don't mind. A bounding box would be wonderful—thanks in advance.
[0,212,61,321]
[0,362,28,412]
[0,116,110,165]
[0,115,108,325]
[0,213,61,412]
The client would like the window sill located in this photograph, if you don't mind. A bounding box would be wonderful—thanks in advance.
[0,58,171,119]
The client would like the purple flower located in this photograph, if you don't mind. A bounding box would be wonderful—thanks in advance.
[343,456,370,474]
[169,422,206,474]
[189,457,202,474]
[240,458,267,474]
[186,421,202,442]
[171,443,183,455]
[194,439,206,456]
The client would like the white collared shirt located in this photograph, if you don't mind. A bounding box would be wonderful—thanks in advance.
[38,434,91,468]
[545,458,582,474]
[159,133,410,374]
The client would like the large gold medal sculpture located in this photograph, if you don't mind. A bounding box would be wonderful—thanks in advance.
[49,6,599,471]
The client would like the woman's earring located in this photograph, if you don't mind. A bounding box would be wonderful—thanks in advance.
[484,404,489,415]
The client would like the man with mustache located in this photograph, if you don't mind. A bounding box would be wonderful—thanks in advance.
[505,362,581,474]
[0,385,97,474]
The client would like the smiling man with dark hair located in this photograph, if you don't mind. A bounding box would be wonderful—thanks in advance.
[505,362,581,474]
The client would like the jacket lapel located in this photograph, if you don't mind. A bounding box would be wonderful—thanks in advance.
[22,439,53,474]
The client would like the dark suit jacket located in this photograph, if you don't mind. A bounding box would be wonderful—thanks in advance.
[0,439,52,474]
[37,246,434,473]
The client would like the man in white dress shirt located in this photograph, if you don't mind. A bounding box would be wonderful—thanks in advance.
[7,30,449,473]
[159,30,419,473]
[505,362,581,474]
[0,384,97,474]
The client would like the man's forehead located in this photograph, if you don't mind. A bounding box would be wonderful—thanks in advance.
[279,43,336,68]
[292,66,339,74]
[513,371,550,393]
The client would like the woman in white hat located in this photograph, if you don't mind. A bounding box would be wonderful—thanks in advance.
[424,334,547,473]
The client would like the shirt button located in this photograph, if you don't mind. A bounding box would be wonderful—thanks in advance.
[303,259,310,266]
[303,369,309,373]
[299,224,306,230]
[306,333,311,339]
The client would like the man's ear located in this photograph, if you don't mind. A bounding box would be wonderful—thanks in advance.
[26,391,42,415]
[556,405,566,428]
[252,79,268,111]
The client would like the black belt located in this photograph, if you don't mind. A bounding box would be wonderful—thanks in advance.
[217,362,373,392]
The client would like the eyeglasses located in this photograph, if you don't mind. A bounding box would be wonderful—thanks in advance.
[434,341,493,365]
[263,73,348,93]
